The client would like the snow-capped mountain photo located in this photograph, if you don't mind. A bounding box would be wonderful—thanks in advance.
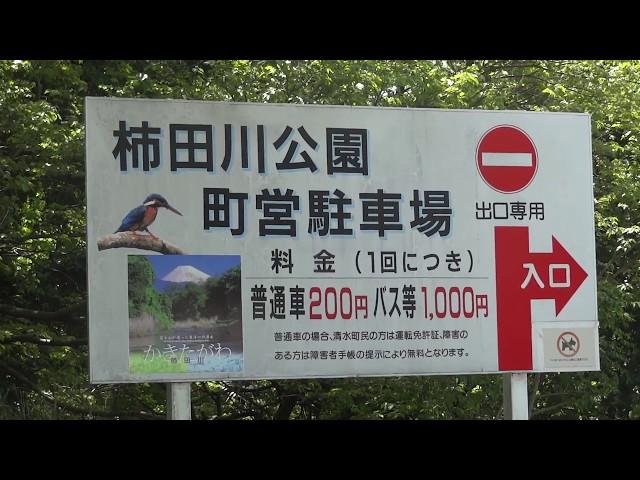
[162,265,210,284]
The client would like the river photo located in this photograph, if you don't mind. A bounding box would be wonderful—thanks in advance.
[127,254,243,374]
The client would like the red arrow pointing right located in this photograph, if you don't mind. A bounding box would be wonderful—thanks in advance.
[522,236,588,315]
[495,226,588,371]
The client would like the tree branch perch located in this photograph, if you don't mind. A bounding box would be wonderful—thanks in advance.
[97,232,186,255]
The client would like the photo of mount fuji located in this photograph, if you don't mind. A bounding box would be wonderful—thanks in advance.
[161,264,210,283]
[127,254,243,375]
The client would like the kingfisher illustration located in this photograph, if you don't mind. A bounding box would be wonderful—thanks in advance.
[114,193,182,239]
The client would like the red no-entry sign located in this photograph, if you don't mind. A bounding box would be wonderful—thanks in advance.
[476,125,538,193]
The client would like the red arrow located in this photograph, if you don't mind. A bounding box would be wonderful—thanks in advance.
[495,226,588,371]
[520,236,588,315]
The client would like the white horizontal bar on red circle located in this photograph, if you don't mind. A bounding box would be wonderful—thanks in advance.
[481,152,533,167]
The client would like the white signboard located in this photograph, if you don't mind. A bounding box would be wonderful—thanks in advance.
[85,97,599,383]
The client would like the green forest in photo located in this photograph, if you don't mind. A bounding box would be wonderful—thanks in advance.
[2,60,640,419]
[127,256,242,375]
[127,256,242,335]
[128,256,173,333]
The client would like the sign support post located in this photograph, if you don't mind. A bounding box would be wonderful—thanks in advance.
[167,382,191,420]
[503,373,528,420]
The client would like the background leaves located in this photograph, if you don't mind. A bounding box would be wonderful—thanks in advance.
[1,60,638,419]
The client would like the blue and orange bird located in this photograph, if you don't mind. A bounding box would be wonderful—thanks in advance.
[115,194,182,239]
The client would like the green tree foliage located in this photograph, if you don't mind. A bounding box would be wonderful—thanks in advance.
[220,266,242,321]
[127,256,173,331]
[165,266,241,323]
[1,60,640,419]
[127,256,155,318]
[165,282,206,321]
[201,277,227,320]
[200,267,241,322]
